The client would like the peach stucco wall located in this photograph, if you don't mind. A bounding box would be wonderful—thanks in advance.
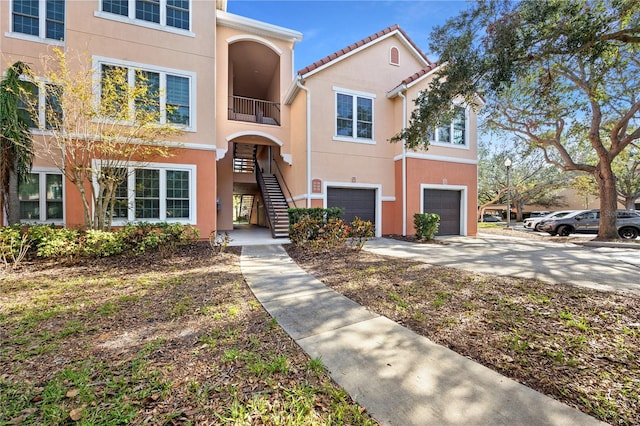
[398,157,478,236]
[1,2,219,235]
[62,147,217,236]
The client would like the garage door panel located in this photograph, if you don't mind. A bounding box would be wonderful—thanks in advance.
[423,189,461,236]
[327,188,376,225]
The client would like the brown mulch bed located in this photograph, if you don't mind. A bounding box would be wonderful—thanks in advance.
[284,241,640,426]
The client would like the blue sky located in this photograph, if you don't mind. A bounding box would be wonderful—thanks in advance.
[226,0,474,71]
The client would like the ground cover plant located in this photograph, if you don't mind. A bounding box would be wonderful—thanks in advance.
[285,238,640,425]
[0,242,377,425]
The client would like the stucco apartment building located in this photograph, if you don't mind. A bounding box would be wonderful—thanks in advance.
[1,0,479,239]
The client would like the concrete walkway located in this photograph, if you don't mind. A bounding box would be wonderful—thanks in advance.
[240,244,606,426]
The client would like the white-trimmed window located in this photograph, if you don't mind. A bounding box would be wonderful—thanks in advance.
[427,106,468,146]
[334,88,375,143]
[103,162,196,224]
[97,59,193,128]
[100,0,190,31]
[17,79,62,130]
[19,170,64,223]
[11,0,65,41]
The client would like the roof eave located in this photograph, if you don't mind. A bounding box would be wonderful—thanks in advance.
[217,10,303,43]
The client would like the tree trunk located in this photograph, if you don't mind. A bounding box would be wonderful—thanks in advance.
[595,164,619,240]
[7,161,21,226]
[624,196,636,210]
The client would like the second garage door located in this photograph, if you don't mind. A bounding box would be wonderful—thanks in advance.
[327,187,376,225]
[423,189,461,236]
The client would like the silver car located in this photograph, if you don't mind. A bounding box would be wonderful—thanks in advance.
[538,209,640,239]
[523,210,574,231]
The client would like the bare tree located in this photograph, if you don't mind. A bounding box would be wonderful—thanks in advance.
[21,49,183,230]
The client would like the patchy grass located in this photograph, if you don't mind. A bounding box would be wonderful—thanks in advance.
[0,243,377,425]
[285,243,640,426]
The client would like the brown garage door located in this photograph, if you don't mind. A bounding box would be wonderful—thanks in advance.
[423,189,461,235]
[327,188,376,225]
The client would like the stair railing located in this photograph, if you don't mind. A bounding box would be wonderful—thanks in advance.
[271,158,297,209]
[256,165,278,237]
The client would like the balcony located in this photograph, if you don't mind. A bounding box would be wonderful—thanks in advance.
[228,96,280,126]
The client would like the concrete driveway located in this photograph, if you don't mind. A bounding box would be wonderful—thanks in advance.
[363,233,640,295]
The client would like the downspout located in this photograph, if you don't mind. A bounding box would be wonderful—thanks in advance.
[398,90,407,236]
[296,76,312,208]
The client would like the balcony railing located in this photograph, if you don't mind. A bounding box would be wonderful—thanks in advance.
[228,96,280,126]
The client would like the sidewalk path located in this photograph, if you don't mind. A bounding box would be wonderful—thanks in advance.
[240,244,606,426]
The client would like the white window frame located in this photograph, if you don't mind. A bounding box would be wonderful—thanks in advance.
[19,168,65,225]
[92,160,197,225]
[333,86,376,145]
[429,105,469,148]
[94,0,194,37]
[6,0,65,45]
[93,56,197,131]
[17,76,61,132]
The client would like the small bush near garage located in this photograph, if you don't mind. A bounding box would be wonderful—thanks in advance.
[414,212,440,241]
[288,208,373,251]
[0,223,200,266]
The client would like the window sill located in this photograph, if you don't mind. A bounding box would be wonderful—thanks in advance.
[430,141,470,150]
[111,218,195,226]
[94,12,195,37]
[333,136,376,145]
[4,32,64,46]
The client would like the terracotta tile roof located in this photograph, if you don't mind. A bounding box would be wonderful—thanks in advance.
[399,63,440,85]
[297,24,431,76]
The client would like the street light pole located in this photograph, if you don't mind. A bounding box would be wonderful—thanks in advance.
[504,158,512,228]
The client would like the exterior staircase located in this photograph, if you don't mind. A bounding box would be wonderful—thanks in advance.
[257,169,290,238]
[233,144,256,173]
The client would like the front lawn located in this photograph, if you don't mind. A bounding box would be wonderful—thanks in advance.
[0,243,377,425]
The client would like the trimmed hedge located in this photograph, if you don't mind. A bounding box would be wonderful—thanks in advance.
[0,222,200,264]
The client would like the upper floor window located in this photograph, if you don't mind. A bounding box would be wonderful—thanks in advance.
[334,88,375,143]
[19,170,64,223]
[101,0,190,31]
[17,79,63,130]
[98,60,193,128]
[427,106,467,146]
[11,0,65,41]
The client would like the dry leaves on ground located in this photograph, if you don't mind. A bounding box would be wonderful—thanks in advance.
[285,240,640,426]
[0,243,377,425]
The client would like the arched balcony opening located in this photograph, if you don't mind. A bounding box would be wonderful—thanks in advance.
[228,40,281,126]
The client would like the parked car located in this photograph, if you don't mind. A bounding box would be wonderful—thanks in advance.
[479,214,502,222]
[523,210,574,231]
[528,211,550,218]
[538,209,640,239]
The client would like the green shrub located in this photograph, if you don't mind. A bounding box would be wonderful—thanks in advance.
[414,213,440,241]
[315,218,349,249]
[290,216,323,244]
[31,227,80,258]
[289,210,373,252]
[348,217,374,250]
[82,230,124,257]
[119,222,199,254]
[0,225,30,265]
